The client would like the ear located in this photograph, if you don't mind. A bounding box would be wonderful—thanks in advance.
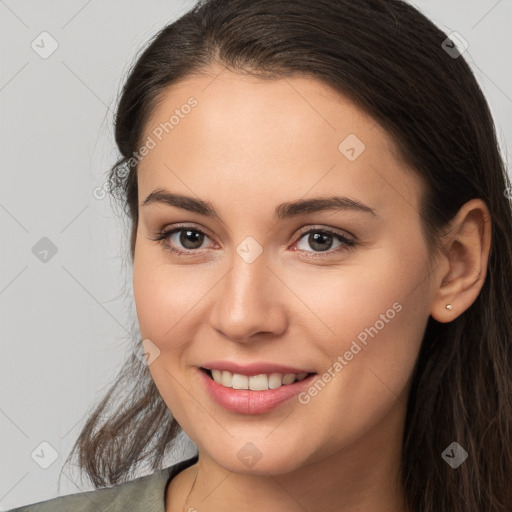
[430,198,492,323]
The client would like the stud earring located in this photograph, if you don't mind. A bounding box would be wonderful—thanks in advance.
[445,304,453,310]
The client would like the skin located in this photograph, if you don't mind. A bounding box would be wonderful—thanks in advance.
[132,64,491,512]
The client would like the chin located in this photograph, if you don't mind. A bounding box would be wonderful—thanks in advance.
[201,441,314,476]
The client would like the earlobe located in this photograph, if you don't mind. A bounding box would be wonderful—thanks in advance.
[429,199,492,323]
[431,303,454,323]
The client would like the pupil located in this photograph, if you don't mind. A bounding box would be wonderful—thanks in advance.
[310,232,332,252]
[180,230,203,249]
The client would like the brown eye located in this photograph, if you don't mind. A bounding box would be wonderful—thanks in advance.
[150,225,213,255]
[294,228,356,255]
[174,229,207,250]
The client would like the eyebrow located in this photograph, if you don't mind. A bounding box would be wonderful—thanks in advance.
[141,188,377,219]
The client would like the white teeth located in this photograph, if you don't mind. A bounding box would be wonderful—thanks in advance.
[268,373,283,389]
[282,373,296,385]
[208,369,310,390]
[221,370,232,387]
[232,373,249,389]
[249,374,269,391]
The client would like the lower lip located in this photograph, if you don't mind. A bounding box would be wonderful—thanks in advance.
[198,368,317,415]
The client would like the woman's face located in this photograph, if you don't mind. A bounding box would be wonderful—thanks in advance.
[133,67,439,475]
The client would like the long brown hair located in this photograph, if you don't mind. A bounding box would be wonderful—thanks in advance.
[63,1,512,510]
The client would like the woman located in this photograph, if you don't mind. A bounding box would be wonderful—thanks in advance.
[8,0,512,511]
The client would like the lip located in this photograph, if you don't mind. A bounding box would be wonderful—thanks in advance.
[198,367,317,415]
[201,360,314,377]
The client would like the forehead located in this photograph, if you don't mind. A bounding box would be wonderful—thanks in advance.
[136,69,423,219]
[144,69,381,146]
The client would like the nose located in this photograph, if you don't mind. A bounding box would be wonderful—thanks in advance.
[209,248,288,343]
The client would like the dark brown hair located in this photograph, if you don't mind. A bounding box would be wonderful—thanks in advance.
[63,1,512,510]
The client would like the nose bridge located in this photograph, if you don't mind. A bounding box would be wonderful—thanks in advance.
[210,241,287,341]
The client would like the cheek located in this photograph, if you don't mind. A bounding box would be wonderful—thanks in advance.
[293,246,430,424]
[289,241,429,341]
[132,247,213,349]
[132,250,206,422]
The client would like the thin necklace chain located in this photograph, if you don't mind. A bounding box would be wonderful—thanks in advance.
[183,466,199,512]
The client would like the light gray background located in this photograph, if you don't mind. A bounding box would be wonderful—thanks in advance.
[1,0,511,509]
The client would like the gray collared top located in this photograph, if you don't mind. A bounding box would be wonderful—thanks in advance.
[6,455,199,512]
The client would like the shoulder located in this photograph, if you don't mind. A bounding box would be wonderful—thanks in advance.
[5,470,170,512]
[5,455,199,512]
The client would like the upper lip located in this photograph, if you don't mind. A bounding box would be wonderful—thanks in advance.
[201,361,315,377]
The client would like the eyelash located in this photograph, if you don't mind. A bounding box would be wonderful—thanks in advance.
[149,223,358,259]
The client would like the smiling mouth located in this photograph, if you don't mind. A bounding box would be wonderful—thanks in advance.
[200,367,317,391]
